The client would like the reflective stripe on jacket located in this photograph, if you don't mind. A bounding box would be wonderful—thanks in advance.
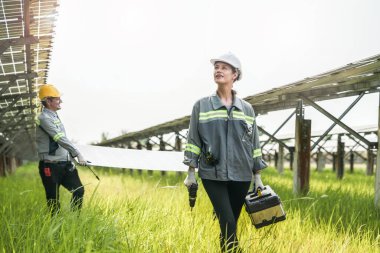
[35,108,80,161]
[183,92,267,181]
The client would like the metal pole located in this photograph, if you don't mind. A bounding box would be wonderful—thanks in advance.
[375,92,380,209]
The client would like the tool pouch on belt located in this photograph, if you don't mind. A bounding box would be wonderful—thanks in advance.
[39,125,59,155]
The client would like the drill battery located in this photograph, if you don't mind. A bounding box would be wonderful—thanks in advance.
[244,185,286,229]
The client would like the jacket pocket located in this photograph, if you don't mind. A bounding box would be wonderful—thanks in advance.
[240,121,253,147]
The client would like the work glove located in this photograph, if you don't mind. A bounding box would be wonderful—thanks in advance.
[184,169,197,188]
[76,153,88,166]
[253,173,264,193]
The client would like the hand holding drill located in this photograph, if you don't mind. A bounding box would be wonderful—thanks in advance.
[184,168,198,210]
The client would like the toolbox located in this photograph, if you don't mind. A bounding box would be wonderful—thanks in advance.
[244,185,286,229]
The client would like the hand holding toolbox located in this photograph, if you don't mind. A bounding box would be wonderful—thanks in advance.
[244,185,286,229]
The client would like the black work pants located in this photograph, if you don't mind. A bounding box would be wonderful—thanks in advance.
[202,179,250,253]
[38,161,84,214]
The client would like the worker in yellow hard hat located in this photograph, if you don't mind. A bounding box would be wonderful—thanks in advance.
[35,84,88,214]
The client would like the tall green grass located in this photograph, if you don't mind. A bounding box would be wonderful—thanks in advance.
[0,163,379,253]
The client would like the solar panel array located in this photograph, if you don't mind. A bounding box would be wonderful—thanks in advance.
[0,0,59,159]
[100,53,380,147]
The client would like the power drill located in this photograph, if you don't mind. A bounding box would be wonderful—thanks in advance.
[188,183,198,211]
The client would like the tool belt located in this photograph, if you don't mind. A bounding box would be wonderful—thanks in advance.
[42,160,70,164]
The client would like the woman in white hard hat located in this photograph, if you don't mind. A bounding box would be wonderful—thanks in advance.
[183,53,267,252]
[36,84,89,214]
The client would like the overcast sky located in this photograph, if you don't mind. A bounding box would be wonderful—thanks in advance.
[48,0,380,145]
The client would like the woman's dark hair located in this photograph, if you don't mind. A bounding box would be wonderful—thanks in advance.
[231,67,240,82]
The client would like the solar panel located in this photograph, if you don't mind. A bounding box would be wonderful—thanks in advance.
[0,0,59,159]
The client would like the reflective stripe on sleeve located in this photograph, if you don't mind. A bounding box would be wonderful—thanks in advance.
[53,132,65,142]
[253,149,262,158]
[185,143,201,155]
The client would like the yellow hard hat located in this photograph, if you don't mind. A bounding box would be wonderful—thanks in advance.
[38,84,61,100]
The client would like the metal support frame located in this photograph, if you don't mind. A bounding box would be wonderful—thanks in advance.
[336,134,345,179]
[262,109,296,148]
[375,92,380,209]
[349,151,355,173]
[23,0,35,115]
[316,148,325,172]
[0,127,24,154]
[136,141,143,175]
[366,149,374,176]
[1,110,24,124]
[311,92,365,150]
[176,131,187,140]
[345,133,368,150]
[0,76,17,97]
[0,116,27,135]
[293,100,311,195]
[301,94,375,149]
[277,145,284,173]
[257,126,290,151]
[175,133,183,176]
[175,133,182,151]
[159,136,166,176]
[146,139,153,175]
[0,73,38,83]
[0,36,39,56]
[0,111,24,132]
[0,105,30,119]
[311,139,333,157]
[0,73,38,98]
[0,93,34,119]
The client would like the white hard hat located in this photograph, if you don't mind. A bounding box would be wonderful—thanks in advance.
[210,52,242,81]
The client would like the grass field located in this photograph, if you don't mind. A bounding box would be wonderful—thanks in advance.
[0,163,379,253]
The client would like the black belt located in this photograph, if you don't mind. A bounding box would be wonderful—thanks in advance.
[41,160,69,164]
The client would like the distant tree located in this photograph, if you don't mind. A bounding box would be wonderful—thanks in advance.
[100,132,109,142]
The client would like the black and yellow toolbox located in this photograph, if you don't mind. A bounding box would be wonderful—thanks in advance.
[244,185,286,229]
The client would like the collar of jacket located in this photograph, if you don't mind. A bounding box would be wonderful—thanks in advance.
[210,90,244,111]
[42,107,58,117]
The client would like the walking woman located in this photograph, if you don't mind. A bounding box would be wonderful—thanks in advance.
[183,52,267,252]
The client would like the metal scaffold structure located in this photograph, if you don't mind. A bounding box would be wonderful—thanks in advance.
[0,0,59,176]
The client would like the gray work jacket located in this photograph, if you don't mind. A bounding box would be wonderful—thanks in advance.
[183,92,267,181]
[35,108,80,162]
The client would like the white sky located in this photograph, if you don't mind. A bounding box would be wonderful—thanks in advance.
[48,0,380,145]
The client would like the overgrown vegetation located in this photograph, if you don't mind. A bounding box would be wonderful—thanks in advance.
[0,163,379,252]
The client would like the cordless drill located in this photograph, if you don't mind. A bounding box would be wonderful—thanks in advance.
[188,183,198,211]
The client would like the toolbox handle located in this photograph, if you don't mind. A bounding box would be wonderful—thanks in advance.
[256,187,263,197]
[246,185,271,200]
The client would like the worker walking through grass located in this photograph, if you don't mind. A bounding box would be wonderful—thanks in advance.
[183,53,267,252]
[35,84,88,214]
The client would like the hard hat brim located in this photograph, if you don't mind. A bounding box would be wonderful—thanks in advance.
[210,59,242,81]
